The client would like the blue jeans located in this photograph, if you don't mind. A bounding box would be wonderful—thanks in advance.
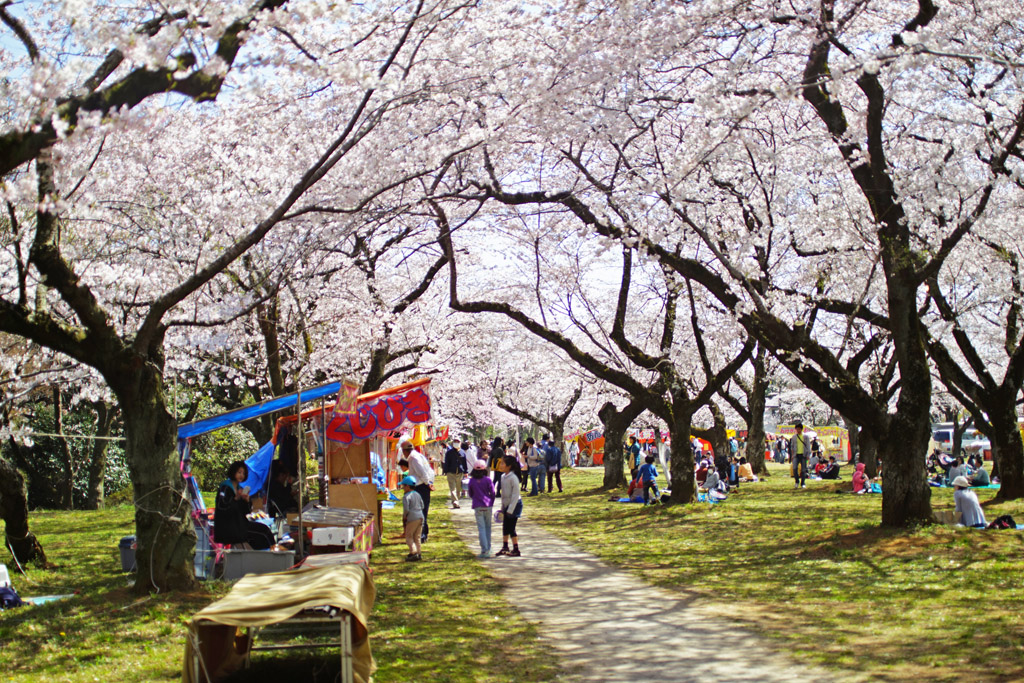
[474,506,492,555]
[529,465,545,494]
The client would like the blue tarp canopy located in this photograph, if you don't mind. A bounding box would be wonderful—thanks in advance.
[241,440,277,496]
[177,380,341,439]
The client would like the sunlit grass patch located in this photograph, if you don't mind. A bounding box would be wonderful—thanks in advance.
[1,502,557,682]
[526,464,1024,682]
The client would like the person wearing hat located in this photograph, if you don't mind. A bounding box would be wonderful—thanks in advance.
[951,476,987,528]
[468,458,496,557]
[401,439,435,543]
[400,475,424,561]
[789,422,811,488]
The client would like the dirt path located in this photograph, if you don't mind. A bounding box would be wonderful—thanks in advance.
[447,504,862,683]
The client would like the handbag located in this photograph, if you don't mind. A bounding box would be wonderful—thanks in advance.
[494,509,504,522]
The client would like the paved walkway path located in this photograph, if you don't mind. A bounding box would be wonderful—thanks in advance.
[447,504,861,683]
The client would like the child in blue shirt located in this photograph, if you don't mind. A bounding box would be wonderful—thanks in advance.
[401,475,424,562]
[637,454,660,505]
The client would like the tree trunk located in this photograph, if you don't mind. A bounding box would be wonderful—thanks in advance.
[878,415,932,526]
[53,385,75,509]
[843,415,860,465]
[860,430,879,479]
[990,401,1024,500]
[85,402,117,510]
[117,365,196,593]
[746,347,769,476]
[667,410,696,504]
[598,400,643,490]
[0,448,48,566]
[707,402,729,460]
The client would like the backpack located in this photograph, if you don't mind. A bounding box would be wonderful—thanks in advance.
[0,586,23,609]
[546,445,561,468]
[986,515,1016,530]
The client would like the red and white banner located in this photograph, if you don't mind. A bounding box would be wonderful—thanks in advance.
[324,379,433,445]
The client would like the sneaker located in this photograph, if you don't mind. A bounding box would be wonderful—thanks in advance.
[794,483,799,488]
[405,553,417,562]
[801,484,807,489]
[452,502,460,509]
[477,552,491,559]
[509,548,521,557]
[495,548,510,556]
[527,492,538,497]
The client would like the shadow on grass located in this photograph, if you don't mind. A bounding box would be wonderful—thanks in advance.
[522,466,1024,682]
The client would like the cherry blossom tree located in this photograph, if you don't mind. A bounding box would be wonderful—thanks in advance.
[0,0,485,590]
[432,0,1024,526]
[436,191,753,501]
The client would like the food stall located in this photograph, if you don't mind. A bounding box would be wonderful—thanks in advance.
[177,378,435,576]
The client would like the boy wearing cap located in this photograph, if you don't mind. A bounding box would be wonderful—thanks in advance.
[401,475,425,561]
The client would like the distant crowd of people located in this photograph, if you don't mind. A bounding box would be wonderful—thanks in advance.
[397,434,566,561]
[397,423,1005,562]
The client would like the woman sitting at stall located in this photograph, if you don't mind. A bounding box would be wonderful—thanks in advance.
[215,461,276,550]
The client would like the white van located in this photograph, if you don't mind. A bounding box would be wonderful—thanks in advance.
[931,425,990,455]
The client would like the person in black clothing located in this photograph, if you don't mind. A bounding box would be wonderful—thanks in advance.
[442,439,467,509]
[714,451,731,489]
[819,456,841,480]
[214,461,275,550]
[489,437,506,489]
[278,428,299,478]
[543,435,563,493]
[267,460,298,516]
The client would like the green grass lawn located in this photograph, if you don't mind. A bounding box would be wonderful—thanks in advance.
[524,463,1024,682]
[5,466,1021,682]
[0,503,557,682]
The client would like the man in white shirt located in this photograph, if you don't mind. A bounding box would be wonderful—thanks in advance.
[402,440,435,542]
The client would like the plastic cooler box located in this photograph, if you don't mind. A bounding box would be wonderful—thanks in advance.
[311,527,354,547]
[222,549,295,580]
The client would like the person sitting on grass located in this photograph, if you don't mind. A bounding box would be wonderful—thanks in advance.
[970,464,991,487]
[852,462,868,494]
[636,454,661,505]
[947,456,967,485]
[695,459,710,486]
[951,476,987,528]
[701,466,724,493]
[737,457,757,482]
[819,456,840,480]
[401,475,424,562]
